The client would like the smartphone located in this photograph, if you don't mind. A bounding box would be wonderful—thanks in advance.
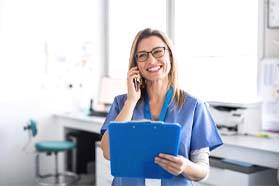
[133,76,142,91]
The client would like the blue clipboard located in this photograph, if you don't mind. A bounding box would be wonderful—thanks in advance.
[108,121,181,179]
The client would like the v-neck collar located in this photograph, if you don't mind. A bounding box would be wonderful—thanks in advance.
[144,87,173,121]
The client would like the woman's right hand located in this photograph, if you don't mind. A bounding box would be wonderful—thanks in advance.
[127,66,141,104]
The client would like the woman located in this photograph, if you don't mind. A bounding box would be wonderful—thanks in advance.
[100,28,223,186]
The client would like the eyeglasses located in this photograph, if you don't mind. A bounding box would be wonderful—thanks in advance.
[135,46,168,62]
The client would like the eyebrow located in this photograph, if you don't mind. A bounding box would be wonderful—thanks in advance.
[137,46,166,53]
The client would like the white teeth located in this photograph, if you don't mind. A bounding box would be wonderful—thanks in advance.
[147,66,161,72]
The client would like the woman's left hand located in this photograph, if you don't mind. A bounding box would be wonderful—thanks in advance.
[154,153,188,176]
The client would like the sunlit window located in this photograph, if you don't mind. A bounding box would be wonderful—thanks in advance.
[175,0,259,103]
[0,0,102,107]
[108,0,166,78]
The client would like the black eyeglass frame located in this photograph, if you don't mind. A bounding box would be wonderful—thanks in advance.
[135,46,168,62]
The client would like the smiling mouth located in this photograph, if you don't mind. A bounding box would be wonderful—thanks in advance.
[146,66,162,72]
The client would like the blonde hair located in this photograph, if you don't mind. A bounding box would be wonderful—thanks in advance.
[128,28,185,108]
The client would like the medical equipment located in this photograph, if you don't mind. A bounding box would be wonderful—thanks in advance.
[208,101,262,135]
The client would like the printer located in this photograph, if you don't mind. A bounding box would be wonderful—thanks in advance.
[207,101,262,135]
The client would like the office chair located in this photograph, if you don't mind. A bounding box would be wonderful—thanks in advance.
[23,119,79,186]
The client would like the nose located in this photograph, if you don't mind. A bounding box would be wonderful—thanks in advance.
[146,53,157,64]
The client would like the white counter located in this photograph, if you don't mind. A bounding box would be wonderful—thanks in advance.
[53,112,105,134]
[53,112,279,171]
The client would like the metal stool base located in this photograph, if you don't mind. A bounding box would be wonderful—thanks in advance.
[36,171,80,186]
[36,153,80,186]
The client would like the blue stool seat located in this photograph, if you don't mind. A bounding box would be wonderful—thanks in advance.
[35,141,76,152]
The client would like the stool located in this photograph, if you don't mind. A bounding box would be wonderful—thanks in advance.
[24,119,79,186]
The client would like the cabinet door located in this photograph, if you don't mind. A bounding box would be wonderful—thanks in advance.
[96,142,113,186]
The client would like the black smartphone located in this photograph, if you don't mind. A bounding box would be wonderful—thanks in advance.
[133,76,142,91]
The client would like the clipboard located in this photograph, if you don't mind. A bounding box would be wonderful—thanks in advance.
[108,121,181,179]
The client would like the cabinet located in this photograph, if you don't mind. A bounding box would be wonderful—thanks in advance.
[195,158,278,186]
[96,142,113,186]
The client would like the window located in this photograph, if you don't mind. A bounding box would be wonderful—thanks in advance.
[0,0,103,108]
[43,0,102,89]
[108,0,167,78]
[175,0,259,103]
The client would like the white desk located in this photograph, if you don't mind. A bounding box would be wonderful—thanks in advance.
[53,112,105,135]
[211,135,279,169]
[53,112,105,173]
[53,113,279,184]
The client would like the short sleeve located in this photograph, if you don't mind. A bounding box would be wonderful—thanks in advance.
[100,95,126,135]
[190,101,223,151]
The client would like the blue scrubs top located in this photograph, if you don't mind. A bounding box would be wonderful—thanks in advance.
[100,88,223,186]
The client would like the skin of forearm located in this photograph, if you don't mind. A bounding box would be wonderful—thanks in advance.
[181,159,209,181]
[114,100,137,121]
[100,100,137,160]
[100,132,110,160]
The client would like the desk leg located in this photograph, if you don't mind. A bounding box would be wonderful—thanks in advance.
[277,169,279,184]
[60,127,67,172]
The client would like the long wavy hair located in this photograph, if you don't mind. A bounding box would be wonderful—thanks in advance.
[128,28,185,108]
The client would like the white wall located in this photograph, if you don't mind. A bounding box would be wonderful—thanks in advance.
[0,32,64,185]
[0,0,104,185]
